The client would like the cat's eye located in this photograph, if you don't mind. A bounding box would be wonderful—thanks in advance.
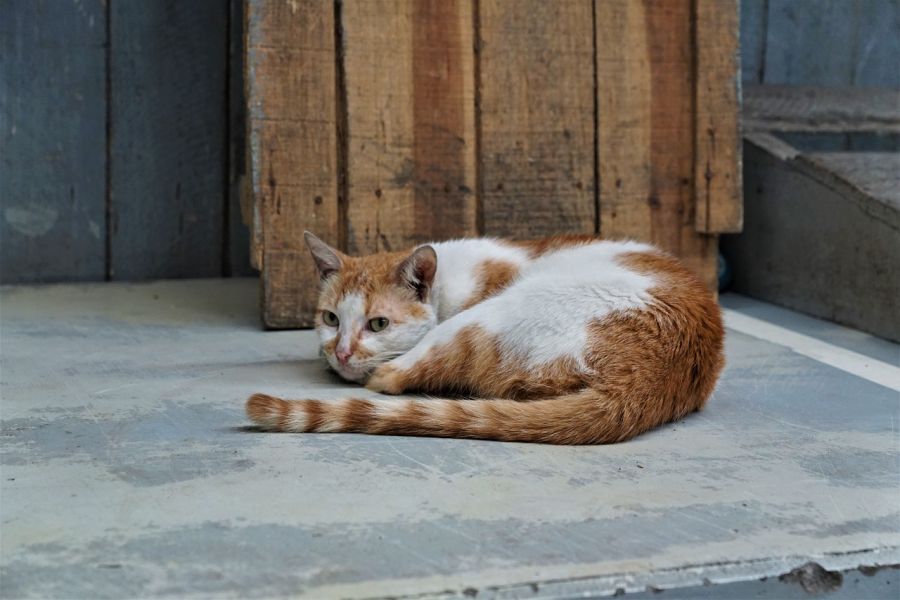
[322,311,339,327]
[368,317,389,332]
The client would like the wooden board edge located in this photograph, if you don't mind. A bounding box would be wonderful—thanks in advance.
[694,0,743,234]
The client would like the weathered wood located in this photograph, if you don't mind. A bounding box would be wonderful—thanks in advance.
[0,0,106,283]
[761,0,899,89]
[246,0,339,328]
[596,0,653,241]
[598,0,717,288]
[743,85,900,133]
[410,0,478,245]
[479,0,596,238]
[853,0,900,88]
[764,0,857,86]
[645,0,717,288]
[771,132,900,153]
[245,0,738,324]
[745,0,899,89]
[228,0,254,276]
[694,0,743,234]
[340,0,476,255]
[109,1,227,280]
[239,0,262,273]
[740,0,768,84]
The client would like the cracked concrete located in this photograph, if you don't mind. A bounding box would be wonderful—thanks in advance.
[1,279,898,598]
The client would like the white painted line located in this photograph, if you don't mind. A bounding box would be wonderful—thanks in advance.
[722,309,900,392]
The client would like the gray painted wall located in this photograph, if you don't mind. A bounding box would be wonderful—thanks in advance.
[2,0,898,283]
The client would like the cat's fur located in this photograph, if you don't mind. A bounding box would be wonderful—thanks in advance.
[246,233,724,444]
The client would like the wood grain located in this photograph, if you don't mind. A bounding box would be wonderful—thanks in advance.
[246,0,339,327]
[852,0,900,88]
[341,0,476,255]
[694,0,743,234]
[743,85,900,134]
[0,0,106,283]
[228,0,254,276]
[740,0,768,84]
[598,0,717,287]
[646,0,717,287]
[596,0,653,241]
[764,0,857,87]
[478,0,596,238]
[109,0,227,280]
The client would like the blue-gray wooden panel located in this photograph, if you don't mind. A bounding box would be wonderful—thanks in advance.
[757,0,900,87]
[740,0,768,84]
[109,0,227,280]
[0,0,107,283]
[764,0,858,86]
[228,0,254,276]
[853,0,900,88]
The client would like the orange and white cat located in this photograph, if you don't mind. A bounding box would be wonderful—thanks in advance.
[247,232,724,444]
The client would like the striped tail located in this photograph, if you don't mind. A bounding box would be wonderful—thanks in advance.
[246,388,686,445]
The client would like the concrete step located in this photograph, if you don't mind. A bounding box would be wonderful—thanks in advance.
[723,85,900,342]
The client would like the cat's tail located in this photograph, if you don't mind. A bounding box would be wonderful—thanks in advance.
[246,387,684,445]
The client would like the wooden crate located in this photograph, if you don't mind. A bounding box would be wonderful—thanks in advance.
[242,0,742,328]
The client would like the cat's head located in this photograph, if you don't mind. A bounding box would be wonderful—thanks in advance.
[305,232,439,382]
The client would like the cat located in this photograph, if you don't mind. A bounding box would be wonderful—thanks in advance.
[246,232,724,444]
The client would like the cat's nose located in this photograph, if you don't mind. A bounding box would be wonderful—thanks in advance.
[335,348,352,365]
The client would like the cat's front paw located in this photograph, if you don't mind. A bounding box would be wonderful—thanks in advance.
[366,364,406,395]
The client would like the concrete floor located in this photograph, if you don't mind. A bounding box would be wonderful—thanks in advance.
[1,279,898,599]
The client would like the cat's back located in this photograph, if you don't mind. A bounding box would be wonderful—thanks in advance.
[429,236,717,330]
[468,239,662,350]
[429,238,531,320]
[432,237,721,383]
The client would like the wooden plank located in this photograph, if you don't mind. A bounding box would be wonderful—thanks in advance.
[694,0,742,234]
[762,0,898,89]
[645,0,717,287]
[739,0,768,84]
[743,85,900,133]
[597,0,717,287]
[109,1,227,280]
[0,0,106,283]
[228,0,254,276]
[479,0,596,238]
[852,0,900,88]
[410,0,477,245]
[246,0,339,328]
[764,0,857,86]
[341,0,476,254]
[596,0,653,240]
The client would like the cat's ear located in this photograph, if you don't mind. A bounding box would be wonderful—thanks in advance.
[304,231,344,280]
[396,246,437,301]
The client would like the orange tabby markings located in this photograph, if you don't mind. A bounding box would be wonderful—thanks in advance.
[365,364,406,395]
[247,234,725,444]
[461,259,520,309]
